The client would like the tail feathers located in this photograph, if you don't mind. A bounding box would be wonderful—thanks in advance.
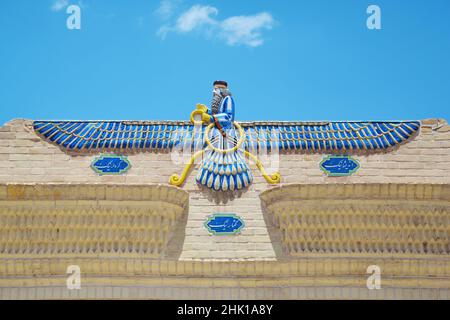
[196,150,253,191]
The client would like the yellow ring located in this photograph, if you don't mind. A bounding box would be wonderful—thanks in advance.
[204,122,245,154]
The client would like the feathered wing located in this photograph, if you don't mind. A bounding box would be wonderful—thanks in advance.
[33,121,203,151]
[242,121,421,152]
[34,120,421,153]
[33,120,421,191]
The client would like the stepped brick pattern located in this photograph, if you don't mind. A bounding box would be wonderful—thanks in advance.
[0,118,449,299]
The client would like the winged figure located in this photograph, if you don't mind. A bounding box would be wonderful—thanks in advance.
[33,81,420,191]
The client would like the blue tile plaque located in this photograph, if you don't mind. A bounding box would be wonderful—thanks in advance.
[320,155,360,176]
[205,213,245,235]
[91,154,131,175]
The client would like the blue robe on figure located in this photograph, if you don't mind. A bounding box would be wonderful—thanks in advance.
[207,95,236,131]
[196,93,253,191]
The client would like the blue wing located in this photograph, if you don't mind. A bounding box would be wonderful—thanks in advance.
[34,120,420,153]
[243,121,421,152]
[33,121,203,151]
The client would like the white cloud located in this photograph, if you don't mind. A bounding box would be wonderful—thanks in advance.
[175,5,218,32]
[158,5,217,39]
[220,12,274,47]
[51,0,68,12]
[157,4,274,47]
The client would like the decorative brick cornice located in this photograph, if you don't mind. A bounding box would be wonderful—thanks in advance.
[0,184,189,258]
[260,184,450,257]
[260,183,450,205]
[0,183,189,206]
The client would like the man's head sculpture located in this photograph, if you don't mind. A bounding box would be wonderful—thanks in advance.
[211,80,231,115]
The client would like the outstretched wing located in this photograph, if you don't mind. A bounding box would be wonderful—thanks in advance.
[243,121,421,152]
[34,120,421,154]
[33,121,203,151]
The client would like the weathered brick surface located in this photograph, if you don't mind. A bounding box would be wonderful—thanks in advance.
[1,285,448,300]
[0,119,449,262]
[0,258,449,299]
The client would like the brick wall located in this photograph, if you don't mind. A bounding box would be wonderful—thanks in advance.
[1,118,449,299]
[0,118,449,261]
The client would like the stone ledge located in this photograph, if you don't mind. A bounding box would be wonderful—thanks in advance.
[0,258,449,300]
[260,183,450,205]
[1,285,448,300]
[0,183,189,206]
[0,257,448,278]
[1,276,449,290]
[422,118,449,131]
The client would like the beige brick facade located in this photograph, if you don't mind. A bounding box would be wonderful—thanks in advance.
[0,118,449,299]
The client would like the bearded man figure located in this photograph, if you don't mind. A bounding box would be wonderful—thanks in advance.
[191,81,253,191]
[192,81,236,137]
[209,80,235,133]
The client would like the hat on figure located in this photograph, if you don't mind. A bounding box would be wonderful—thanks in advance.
[213,80,228,88]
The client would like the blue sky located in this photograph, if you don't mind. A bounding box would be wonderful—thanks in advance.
[0,0,449,126]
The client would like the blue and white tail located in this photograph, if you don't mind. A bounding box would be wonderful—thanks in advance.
[196,149,253,191]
